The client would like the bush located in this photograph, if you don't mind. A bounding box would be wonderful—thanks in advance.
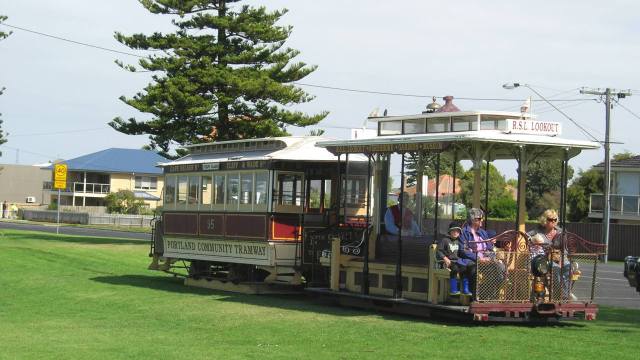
[490,196,517,220]
[104,190,146,214]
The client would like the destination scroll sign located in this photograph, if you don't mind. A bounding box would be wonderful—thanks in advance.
[329,142,448,154]
[163,237,271,265]
[165,160,269,173]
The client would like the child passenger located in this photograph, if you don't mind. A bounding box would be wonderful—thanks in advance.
[437,221,473,296]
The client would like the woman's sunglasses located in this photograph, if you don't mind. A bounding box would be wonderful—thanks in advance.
[547,218,558,222]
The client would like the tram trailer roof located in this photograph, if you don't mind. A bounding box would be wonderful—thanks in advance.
[316,130,600,161]
[158,136,367,168]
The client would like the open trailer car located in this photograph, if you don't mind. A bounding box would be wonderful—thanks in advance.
[309,101,606,322]
[149,100,605,322]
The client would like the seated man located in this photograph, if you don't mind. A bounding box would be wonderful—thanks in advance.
[384,192,421,236]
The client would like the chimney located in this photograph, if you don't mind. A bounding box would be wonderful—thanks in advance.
[435,95,460,113]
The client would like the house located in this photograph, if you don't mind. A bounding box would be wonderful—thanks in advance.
[404,174,461,198]
[0,164,52,205]
[589,155,640,223]
[44,148,166,209]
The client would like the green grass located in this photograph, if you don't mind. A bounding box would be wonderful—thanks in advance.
[0,229,638,360]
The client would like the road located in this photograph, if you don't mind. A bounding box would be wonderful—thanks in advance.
[0,220,150,241]
[594,262,640,309]
[1,220,638,309]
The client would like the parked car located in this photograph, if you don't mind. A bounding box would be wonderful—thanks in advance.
[623,256,640,293]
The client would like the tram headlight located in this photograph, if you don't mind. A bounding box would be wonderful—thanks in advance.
[531,255,550,277]
[533,281,545,294]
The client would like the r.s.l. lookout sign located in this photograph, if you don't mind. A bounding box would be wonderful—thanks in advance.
[505,119,562,136]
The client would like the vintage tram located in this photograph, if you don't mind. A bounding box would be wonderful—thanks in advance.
[150,101,605,322]
[149,136,368,291]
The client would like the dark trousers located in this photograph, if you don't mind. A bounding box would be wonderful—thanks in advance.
[450,262,474,280]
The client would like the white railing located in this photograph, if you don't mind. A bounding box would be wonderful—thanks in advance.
[72,182,110,194]
[590,193,640,217]
[43,181,110,194]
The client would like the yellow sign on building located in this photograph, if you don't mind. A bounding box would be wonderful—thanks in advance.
[53,163,67,190]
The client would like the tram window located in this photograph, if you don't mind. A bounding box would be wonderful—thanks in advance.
[227,173,240,206]
[452,115,478,132]
[276,173,303,206]
[480,115,508,130]
[379,120,402,136]
[201,175,212,205]
[427,117,448,133]
[164,176,176,204]
[188,176,199,205]
[240,173,253,205]
[177,176,188,205]
[403,119,425,134]
[343,177,366,207]
[213,175,225,205]
[255,172,268,205]
[323,180,332,209]
[309,180,323,209]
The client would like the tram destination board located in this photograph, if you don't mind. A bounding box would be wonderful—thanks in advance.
[327,142,449,154]
[165,160,270,173]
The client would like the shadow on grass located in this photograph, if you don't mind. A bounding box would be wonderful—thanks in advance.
[90,274,592,327]
[91,274,393,319]
[0,228,147,246]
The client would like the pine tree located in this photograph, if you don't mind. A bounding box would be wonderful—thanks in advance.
[111,0,327,156]
[0,15,11,155]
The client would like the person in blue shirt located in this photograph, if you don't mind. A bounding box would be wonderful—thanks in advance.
[384,192,421,236]
[459,208,505,297]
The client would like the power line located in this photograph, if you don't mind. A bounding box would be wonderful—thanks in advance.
[9,127,109,137]
[0,22,604,103]
[0,23,147,58]
[0,145,57,160]
[293,82,591,102]
[614,98,640,121]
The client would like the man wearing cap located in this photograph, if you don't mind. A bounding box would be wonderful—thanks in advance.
[437,221,473,295]
[384,192,421,236]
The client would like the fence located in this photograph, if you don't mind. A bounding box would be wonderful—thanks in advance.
[422,218,640,261]
[89,214,154,227]
[21,210,153,227]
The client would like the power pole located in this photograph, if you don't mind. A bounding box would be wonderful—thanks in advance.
[580,87,632,263]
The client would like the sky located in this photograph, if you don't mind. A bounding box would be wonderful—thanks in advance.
[1,0,640,180]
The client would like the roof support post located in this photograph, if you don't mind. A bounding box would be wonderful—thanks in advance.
[484,159,491,229]
[434,153,441,241]
[343,153,350,223]
[394,153,405,299]
[415,154,424,233]
[452,151,457,220]
[560,149,569,228]
[336,154,342,223]
[472,145,483,208]
[362,154,372,295]
[516,146,528,232]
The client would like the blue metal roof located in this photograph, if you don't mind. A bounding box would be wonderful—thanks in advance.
[54,148,166,174]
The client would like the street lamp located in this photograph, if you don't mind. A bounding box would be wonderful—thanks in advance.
[502,83,523,90]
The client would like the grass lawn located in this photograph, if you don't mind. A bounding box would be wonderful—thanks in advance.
[0,229,638,360]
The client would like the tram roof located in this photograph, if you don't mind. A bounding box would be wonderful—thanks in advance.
[316,130,600,160]
[158,136,366,167]
[368,110,532,122]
